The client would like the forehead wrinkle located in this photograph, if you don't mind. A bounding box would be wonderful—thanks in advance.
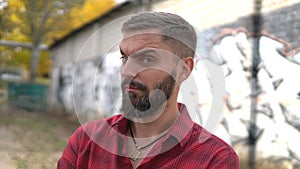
[120,33,164,55]
[130,48,160,58]
[120,43,160,57]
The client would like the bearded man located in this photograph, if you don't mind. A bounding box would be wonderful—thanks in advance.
[57,12,239,169]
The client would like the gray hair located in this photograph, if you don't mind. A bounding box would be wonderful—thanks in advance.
[121,12,197,58]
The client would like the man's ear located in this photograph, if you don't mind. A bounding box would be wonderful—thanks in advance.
[178,57,194,83]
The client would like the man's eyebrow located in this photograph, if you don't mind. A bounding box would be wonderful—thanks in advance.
[119,48,126,56]
[131,48,160,58]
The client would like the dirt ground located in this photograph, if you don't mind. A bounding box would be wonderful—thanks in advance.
[0,104,80,169]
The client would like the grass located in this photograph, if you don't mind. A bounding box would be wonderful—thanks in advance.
[11,156,28,169]
[0,105,79,169]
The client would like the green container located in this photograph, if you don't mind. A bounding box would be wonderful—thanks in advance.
[7,82,49,112]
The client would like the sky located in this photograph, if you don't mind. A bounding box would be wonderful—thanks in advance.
[114,0,127,5]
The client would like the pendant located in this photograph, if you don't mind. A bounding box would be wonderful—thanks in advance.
[129,149,141,161]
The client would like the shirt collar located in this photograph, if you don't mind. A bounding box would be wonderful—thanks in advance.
[110,103,194,147]
[165,103,194,147]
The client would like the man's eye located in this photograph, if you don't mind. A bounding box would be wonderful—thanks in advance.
[142,57,155,64]
[120,55,128,63]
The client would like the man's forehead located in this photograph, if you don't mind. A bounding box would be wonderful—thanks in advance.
[120,33,169,56]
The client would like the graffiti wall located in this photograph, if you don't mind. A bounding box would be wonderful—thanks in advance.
[204,28,300,166]
[56,51,122,119]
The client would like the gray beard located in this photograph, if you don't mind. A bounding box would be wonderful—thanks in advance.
[120,72,176,119]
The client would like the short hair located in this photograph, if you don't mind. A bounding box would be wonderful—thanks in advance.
[121,12,197,58]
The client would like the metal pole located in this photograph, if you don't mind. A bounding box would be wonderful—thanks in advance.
[248,0,262,169]
[0,40,48,50]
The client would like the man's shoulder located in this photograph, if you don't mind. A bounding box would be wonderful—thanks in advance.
[81,114,124,130]
[71,114,125,137]
[190,123,237,157]
[181,123,239,168]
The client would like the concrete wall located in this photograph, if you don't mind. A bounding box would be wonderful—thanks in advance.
[152,0,300,48]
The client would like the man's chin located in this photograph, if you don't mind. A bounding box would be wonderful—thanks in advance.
[121,102,166,123]
[130,114,161,123]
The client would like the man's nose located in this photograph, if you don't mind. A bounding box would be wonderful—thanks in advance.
[121,58,139,78]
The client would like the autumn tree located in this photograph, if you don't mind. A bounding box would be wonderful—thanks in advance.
[31,0,87,81]
[0,0,115,82]
[0,0,86,82]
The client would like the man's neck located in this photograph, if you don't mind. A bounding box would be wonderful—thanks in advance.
[130,101,179,138]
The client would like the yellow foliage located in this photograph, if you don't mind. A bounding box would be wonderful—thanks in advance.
[7,0,24,9]
[2,0,116,44]
[1,0,116,79]
[70,0,115,30]
[10,13,20,23]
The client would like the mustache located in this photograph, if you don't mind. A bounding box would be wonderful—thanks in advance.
[121,78,148,91]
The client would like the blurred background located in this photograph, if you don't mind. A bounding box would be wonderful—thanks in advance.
[0,0,300,168]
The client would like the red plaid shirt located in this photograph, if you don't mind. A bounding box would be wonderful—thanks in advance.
[57,103,239,169]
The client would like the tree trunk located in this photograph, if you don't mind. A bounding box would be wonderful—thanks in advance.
[29,44,41,82]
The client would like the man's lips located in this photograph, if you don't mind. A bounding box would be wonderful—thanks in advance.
[122,79,147,93]
[125,85,142,92]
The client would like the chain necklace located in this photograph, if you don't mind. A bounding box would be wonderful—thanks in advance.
[128,123,168,161]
